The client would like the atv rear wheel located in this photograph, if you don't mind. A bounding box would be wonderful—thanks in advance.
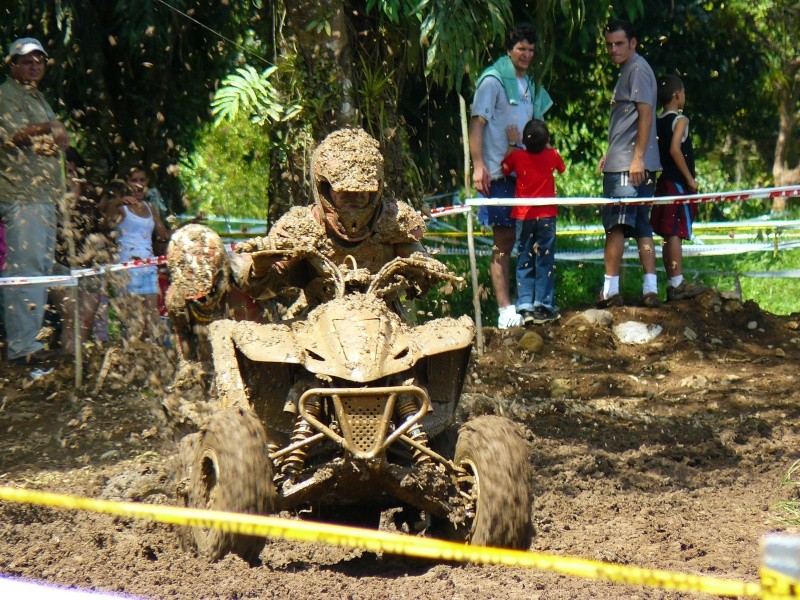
[454,415,532,549]
[187,407,275,562]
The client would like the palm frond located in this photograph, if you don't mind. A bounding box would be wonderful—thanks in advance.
[211,64,300,127]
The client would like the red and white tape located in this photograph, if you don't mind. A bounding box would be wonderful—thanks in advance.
[464,184,800,208]
[423,205,472,219]
[0,255,167,287]
[2,185,798,286]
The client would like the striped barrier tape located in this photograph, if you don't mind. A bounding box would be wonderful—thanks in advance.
[0,255,168,288]
[424,205,472,219]
[3,239,799,287]
[464,184,800,208]
[0,485,763,598]
[2,185,798,287]
[426,238,800,262]
[174,186,800,223]
[427,219,800,238]
[0,274,78,288]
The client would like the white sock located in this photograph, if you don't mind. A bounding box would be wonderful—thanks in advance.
[669,275,684,289]
[643,273,658,295]
[603,275,619,298]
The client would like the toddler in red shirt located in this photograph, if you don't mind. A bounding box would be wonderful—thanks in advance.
[501,119,565,325]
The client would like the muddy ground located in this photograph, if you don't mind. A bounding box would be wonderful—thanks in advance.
[2,289,800,599]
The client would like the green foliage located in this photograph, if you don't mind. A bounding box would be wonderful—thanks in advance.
[305,6,334,36]
[365,0,420,24]
[356,54,397,140]
[417,0,511,91]
[532,0,645,77]
[2,0,261,207]
[180,113,274,219]
[210,65,302,126]
[636,1,774,155]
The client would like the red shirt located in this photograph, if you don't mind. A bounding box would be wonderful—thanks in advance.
[501,148,566,220]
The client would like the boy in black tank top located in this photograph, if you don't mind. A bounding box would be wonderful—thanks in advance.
[651,74,707,302]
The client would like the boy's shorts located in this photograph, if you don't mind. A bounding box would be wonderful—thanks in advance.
[477,176,516,228]
[601,171,656,239]
[650,178,697,240]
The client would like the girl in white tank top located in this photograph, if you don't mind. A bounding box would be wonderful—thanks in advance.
[104,167,170,341]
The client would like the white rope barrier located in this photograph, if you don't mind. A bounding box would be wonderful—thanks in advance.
[0,256,168,288]
[427,238,800,260]
[0,274,78,288]
[463,184,800,208]
[0,185,797,290]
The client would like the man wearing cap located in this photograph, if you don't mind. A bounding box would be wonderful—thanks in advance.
[0,37,68,364]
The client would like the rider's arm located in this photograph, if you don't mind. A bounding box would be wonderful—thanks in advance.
[232,252,313,300]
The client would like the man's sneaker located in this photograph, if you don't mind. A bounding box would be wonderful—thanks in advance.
[667,279,708,302]
[641,292,661,308]
[519,310,535,326]
[596,293,623,309]
[532,306,561,324]
[497,305,523,329]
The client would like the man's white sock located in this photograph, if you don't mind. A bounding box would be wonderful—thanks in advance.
[603,275,619,298]
[643,273,658,295]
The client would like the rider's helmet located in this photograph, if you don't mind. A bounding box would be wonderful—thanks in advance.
[166,224,230,317]
[311,128,384,242]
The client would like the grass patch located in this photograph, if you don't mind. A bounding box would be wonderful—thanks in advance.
[776,460,800,526]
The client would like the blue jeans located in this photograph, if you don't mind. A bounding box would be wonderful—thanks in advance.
[0,201,58,359]
[515,217,556,311]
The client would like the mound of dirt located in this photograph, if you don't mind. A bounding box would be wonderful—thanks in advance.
[2,289,800,599]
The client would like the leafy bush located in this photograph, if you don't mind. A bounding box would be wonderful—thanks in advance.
[180,114,274,219]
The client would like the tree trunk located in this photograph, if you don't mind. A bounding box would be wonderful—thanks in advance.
[282,0,355,127]
[770,58,800,213]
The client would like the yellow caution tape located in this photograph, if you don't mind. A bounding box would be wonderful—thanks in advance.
[0,485,762,598]
[760,567,800,600]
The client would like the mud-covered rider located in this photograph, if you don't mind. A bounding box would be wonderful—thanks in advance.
[166,128,429,377]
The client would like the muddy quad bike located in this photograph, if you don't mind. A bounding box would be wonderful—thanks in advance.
[176,249,532,562]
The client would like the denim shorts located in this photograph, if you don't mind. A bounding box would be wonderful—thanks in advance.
[601,171,656,238]
[125,265,159,296]
[477,176,516,228]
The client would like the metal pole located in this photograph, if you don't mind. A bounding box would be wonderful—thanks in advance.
[459,93,483,355]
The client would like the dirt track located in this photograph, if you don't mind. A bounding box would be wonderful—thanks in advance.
[2,292,800,599]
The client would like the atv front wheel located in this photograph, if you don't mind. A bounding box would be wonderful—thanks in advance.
[187,407,275,562]
[454,415,532,549]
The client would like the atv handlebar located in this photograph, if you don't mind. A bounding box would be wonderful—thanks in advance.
[249,248,460,303]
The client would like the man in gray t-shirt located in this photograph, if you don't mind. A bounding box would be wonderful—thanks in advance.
[597,19,662,309]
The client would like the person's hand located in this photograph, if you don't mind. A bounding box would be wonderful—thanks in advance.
[598,154,606,173]
[686,177,699,194]
[49,121,69,150]
[506,124,521,147]
[628,156,645,186]
[121,194,139,206]
[472,162,490,196]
